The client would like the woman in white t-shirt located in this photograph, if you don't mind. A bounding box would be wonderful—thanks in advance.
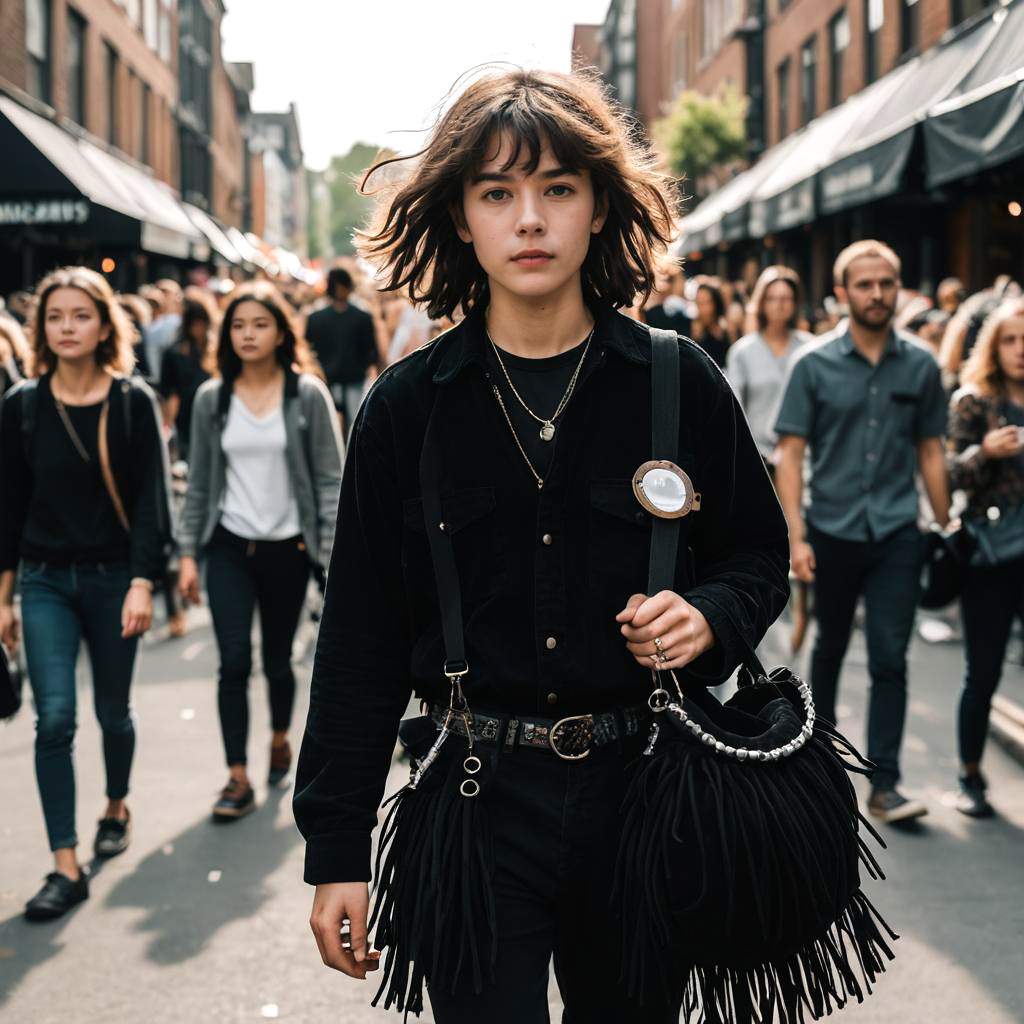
[177,283,343,821]
[726,265,814,467]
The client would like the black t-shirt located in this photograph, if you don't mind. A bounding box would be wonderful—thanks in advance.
[305,304,378,387]
[159,345,209,451]
[484,338,591,484]
[646,304,691,337]
[22,395,129,566]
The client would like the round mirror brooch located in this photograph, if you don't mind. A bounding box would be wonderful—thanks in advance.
[632,460,701,519]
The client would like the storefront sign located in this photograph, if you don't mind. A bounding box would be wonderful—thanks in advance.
[0,199,90,226]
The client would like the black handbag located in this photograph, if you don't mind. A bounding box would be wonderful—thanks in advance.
[919,526,972,609]
[613,330,896,1021]
[1,641,23,721]
[964,503,1024,567]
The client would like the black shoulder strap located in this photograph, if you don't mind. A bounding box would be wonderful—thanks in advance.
[419,394,468,678]
[647,327,681,596]
[18,378,41,463]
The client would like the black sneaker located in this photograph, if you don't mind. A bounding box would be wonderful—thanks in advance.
[867,787,929,823]
[94,810,131,857]
[212,778,256,822]
[955,773,993,818]
[25,871,89,921]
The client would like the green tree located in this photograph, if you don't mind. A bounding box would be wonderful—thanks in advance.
[324,142,395,256]
[654,85,748,193]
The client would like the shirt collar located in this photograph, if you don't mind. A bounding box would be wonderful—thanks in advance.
[836,324,904,361]
[427,302,651,385]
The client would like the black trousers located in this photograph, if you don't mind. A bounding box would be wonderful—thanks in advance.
[958,555,1024,766]
[206,525,311,767]
[427,732,681,1024]
[807,523,923,791]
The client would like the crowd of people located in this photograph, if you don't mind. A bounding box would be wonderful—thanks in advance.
[0,237,1022,922]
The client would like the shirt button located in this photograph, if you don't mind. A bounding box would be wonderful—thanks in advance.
[545,636,557,650]
[870,386,878,396]
[542,533,553,546]
[867,452,876,462]
[547,692,558,705]
[868,419,878,428]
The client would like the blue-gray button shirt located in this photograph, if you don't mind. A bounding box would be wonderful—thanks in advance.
[774,326,947,541]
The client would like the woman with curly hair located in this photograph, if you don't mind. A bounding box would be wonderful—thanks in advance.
[177,282,343,821]
[0,267,169,919]
[948,297,1024,817]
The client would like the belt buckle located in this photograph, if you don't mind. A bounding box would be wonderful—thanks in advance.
[549,714,594,760]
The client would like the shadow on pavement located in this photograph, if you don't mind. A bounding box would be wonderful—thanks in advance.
[102,786,299,966]
[0,855,114,1008]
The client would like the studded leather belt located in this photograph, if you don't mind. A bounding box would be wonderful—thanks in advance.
[429,703,649,761]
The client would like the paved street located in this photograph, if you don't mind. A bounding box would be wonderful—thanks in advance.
[1,606,1023,1024]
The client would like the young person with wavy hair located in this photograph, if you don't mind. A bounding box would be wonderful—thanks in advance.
[0,267,169,920]
[177,282,343,821]
[295,68,789,1021]
[0,313,32,393]
[948,298,1024,817]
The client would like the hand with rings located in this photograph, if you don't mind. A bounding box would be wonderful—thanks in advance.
[615,590,716,671]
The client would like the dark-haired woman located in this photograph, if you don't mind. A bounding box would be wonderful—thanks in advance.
[160,294,215,462]
[948,298,1024,817]
[0,267,169,920]
[178,283,343,821]
[690,277,733,368]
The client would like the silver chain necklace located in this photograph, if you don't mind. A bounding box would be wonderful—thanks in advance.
[486,326,594,442]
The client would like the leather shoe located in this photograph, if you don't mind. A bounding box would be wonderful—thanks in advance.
[94,810,131,857]
[25,871,89,921]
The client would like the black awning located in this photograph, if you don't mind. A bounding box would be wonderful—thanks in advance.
[0,94,202,258]
[818,15,996,215]
[925,0,1024,188]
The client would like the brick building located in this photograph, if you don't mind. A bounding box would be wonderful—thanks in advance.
[0,0,261,291]
[578,0,1024,302]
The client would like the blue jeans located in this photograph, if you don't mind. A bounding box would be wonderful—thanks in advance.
[20,561,139,851]
[808,523,924,791]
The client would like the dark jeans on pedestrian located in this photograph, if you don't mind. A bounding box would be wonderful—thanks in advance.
[958,555,1024,766]
[20,561,139,851]
[807,522,923,792]
[427,730,680,1024]
[206,525,311,767]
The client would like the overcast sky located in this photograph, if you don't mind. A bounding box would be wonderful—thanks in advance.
[221,0,610,170]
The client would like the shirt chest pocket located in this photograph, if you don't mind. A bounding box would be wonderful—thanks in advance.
[401,486,506,602]
[888,391,920,434]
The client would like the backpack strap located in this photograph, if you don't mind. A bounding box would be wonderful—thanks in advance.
[646,328,681,597]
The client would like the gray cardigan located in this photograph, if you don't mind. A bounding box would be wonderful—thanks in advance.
[178,372,344,567]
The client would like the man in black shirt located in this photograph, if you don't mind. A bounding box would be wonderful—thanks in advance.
[304,268,379,439]
[296,70,788,1023]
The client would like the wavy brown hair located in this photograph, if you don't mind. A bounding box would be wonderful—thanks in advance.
[29,266,136,377]
[356,68,680,319]
[960,298,1024,399]
[215,281,322,383]
[748,265,802,332]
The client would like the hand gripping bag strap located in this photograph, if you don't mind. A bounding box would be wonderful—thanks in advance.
[646,327,681,596]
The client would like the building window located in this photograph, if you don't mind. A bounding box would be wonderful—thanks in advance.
[25,0,51,104]
[702,0,740,60]
[105,44,119,146]
[66,9,87,127]
[777,57,791,142]
[143,0,159,50]
[141,82,151,165]
[901,0,920,54]
[865,0,884,82]
[672,32,689,93]
[158,4,173,62]
[952,0,989,23]
[800,35,817,127]
[829,10,850,107]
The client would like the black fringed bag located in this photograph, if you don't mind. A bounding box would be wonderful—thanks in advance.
[368,394,498,1019]
[613,329,897,1022]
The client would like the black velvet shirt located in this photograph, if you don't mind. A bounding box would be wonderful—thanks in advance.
[294,305,790,884]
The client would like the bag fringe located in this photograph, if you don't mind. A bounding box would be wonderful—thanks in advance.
[369,762,497,1019]
[613,715,898,1021]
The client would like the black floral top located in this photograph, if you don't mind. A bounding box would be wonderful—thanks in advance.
[947,388,1024,517]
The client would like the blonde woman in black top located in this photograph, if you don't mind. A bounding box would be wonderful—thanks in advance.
[0,267,169,920]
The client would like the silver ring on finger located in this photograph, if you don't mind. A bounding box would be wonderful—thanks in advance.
[654,636,664,653]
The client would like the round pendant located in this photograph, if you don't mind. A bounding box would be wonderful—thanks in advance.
[632,460,701,519]
[540,422,556,442]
